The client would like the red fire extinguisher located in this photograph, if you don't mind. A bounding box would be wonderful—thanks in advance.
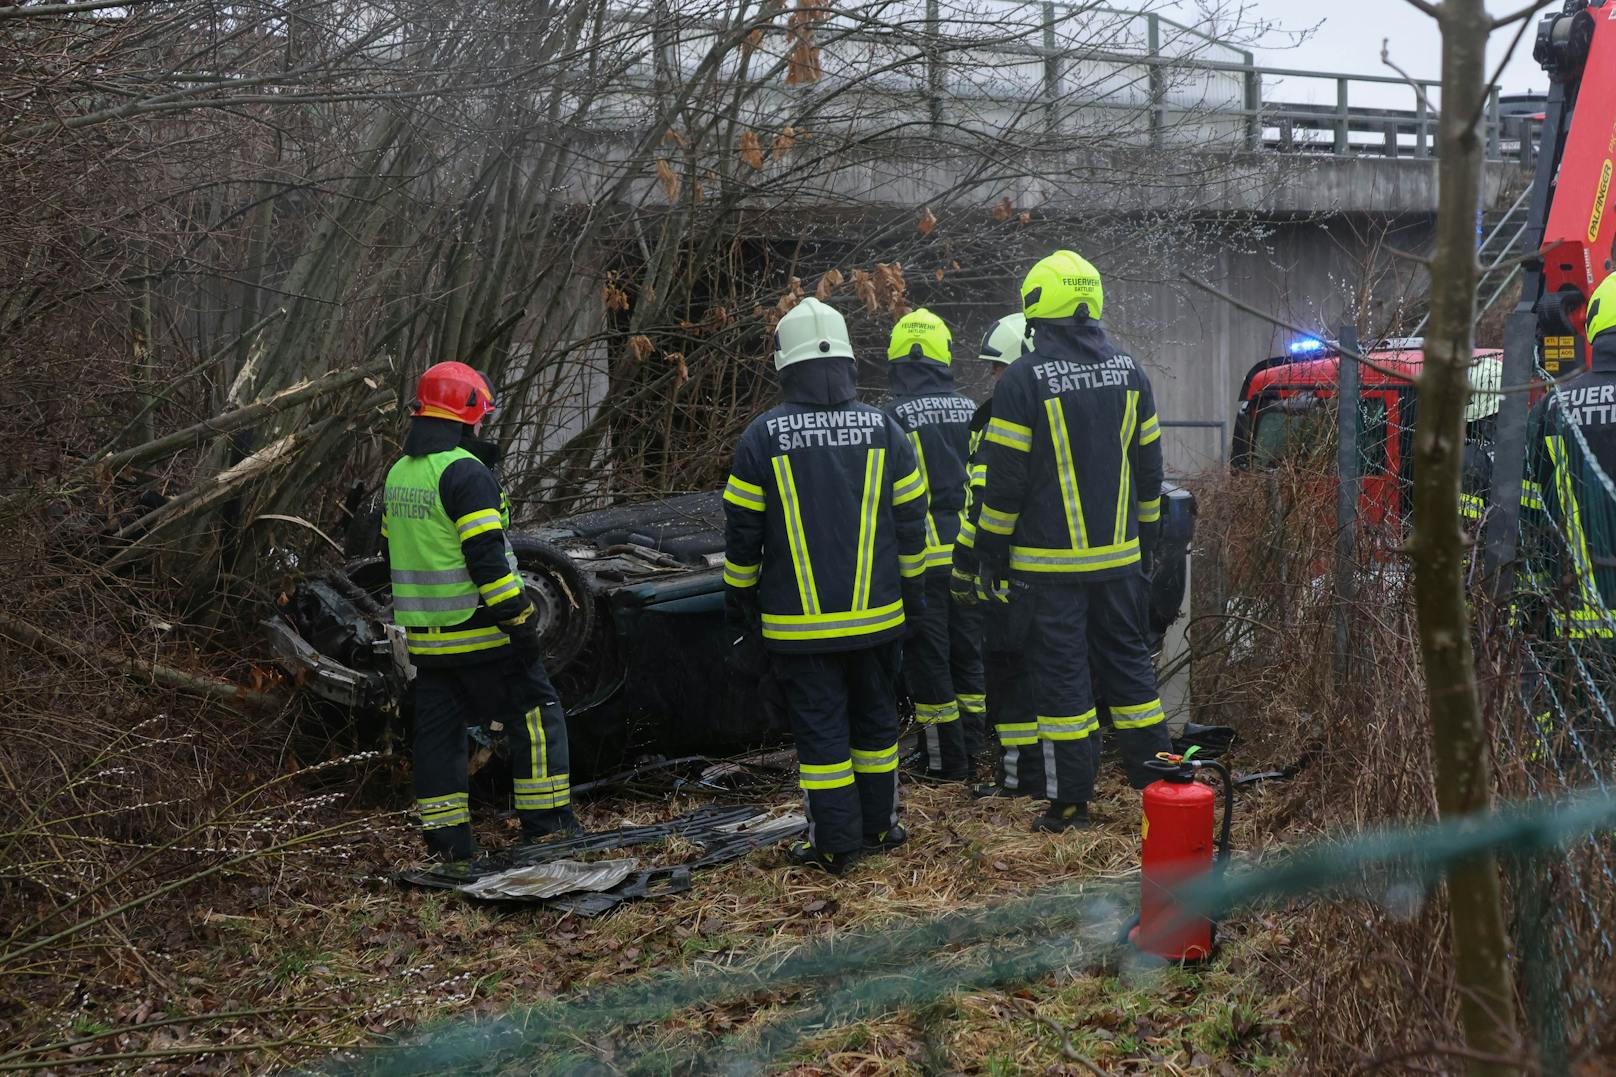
[1128,749,1233,963]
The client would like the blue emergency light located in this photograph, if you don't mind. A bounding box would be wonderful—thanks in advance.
[1288,337,1326,354]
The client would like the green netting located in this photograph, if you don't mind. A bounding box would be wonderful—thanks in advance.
[319,790,1616,1075]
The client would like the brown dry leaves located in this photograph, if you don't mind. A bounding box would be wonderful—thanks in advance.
[777,277,805,316]
[874,262,907,317]
[916,207,937,236]
[738,130,764,171]
[740,127,799,169]
[814,268,844,300]
[850,269,877,312]
[627,335,654,362]
[784,0,826,84]
[844,263,906,316]
[655,159,679,203]
[757,277,807,330]
[601,273,630,314]
[991,197,1031,226]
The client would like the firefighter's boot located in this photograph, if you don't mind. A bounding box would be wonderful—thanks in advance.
[864,822,908,854]
[1033,801,1091,833]
[522,806,584,842]
[423,819,478,863]
[786,840,860,875]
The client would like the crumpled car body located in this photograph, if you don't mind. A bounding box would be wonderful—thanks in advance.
[267,484,1195,775]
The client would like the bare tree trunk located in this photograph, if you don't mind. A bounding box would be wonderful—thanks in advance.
[128,243,155,448]
[1412,0,1520,1068]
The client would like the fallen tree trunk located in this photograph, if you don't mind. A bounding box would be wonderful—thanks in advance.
[0,611,286,711]
[90,359,389,476]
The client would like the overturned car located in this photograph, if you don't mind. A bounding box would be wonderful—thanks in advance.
[267,485,1196,776]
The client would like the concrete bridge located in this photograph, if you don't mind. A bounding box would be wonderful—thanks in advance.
[586,0,1528,217]
[539,2,1532,475]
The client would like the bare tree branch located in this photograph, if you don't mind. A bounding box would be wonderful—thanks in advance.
[0,0,157,19]
[1382,38,1435,115]
[1491,0,1556,28]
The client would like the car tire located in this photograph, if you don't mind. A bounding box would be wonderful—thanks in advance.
[509,536,595,675]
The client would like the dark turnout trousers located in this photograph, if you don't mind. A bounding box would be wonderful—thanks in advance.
[904,569,968,778]
[1087,576,1173,790]
[983,591,1046,796]
[1022,576,1169,804]
[774,643,903,854]
[412,653,571,860]
[950,588,988,767]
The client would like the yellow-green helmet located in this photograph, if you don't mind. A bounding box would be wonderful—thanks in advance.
[1021,250,1103,322]
[978,312,1032,365]
[1587,274,1616,343]
[887,307,952,365]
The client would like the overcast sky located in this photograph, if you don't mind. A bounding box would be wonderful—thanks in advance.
[1163,0,1549,107]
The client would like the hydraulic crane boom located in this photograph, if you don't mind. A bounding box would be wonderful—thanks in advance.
[1533,0,1616,372]
[1482,0,1616,581]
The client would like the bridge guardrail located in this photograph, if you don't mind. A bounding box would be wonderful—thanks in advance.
[612,1,1506,161]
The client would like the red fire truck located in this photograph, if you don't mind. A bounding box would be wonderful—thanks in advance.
[1231,340,1502,533]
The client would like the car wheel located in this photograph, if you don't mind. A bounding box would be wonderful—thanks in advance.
[510,536,595,675]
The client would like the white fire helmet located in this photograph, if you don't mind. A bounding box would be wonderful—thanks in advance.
[774,296,854,371]
[978,312,1033,365]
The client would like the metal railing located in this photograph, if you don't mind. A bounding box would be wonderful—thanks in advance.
[612,1,1509,161]
[1407,184,1534,337]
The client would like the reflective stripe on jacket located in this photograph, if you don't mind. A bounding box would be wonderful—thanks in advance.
[954,398,993,559]
[1525,346,1616,639]
[381,420,527,665]
[975,320,1164,580]
[883,360,976,572]
[723,401,930,653]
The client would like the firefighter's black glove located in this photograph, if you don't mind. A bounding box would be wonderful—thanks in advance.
[976,550,1010,606]
[1138,519,1160,581]
[950,545,979,607]
[724,588,766,678]
[950,565,979,607]
[725,587,760,630]
[1001,578,1035,646]
[505,617,545,663]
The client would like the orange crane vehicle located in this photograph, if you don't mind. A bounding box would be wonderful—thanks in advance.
[1485,0,1616,577]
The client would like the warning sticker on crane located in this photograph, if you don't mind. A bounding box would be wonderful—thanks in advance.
[1589,158,1611,246]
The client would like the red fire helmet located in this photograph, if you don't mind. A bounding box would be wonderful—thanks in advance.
[412,362,496,424]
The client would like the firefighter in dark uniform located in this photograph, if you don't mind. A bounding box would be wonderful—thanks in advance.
[966,251,1173,832]
[882,308,981,780]
[952,312,1042,798]
[382,363,582,864]
[1525,273,1616,644]
[724,297,931,873]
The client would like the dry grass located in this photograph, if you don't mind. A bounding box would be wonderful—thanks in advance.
[1,758,1302,1074]
[1185,459,1616,1073]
